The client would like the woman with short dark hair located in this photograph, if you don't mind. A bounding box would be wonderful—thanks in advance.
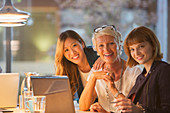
[113,26,170,113]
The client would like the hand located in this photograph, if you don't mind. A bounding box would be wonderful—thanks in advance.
[93,57,105,70]
[90,102,108,113]
[103,67,115,81]
[103,74,115,89]
[113,98,142,113]
[103,70,115,90]
[91,71,106,80]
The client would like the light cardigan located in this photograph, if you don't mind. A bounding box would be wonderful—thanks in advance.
[88,65,142,112]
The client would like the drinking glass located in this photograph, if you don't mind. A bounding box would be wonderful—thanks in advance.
[32,96,46,113]
[24,91,33,112]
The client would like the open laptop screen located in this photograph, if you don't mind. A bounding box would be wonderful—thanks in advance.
[31,76,75,113]
[0,73,19,108]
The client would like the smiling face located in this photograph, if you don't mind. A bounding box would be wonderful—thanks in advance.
[63,37,85,65]
[96,35,119,63]
[129,41,154,67]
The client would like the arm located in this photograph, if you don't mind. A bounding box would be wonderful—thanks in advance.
[79,71,106,111]
[79,74,97,111]
[103,72,125,99]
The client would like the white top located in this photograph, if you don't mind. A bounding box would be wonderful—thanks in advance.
[88,66,142,112]
[78,68,90,87]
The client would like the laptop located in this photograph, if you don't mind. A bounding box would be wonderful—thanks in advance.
[31,76,75,113]
[0,73,20,108]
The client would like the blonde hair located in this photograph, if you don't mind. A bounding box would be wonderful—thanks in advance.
[92,26,123,56]
[124,26,163,67]
[55,30,86,96]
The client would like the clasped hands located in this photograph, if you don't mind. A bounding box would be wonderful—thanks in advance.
[91,70,142,112]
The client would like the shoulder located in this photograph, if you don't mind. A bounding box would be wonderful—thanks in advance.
[123,65,142,82]
[153,61,170,73]
[125,65,143,76]
[91,68,103,72]
[84,47,99,67]
[84,47,98,56]
[157,61,170,68]
[84,46,95,53]
[153,61,170,78]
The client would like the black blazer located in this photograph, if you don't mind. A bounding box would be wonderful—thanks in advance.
[128,61,170,113]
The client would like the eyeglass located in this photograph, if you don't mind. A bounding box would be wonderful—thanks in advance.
[94,25,117,33]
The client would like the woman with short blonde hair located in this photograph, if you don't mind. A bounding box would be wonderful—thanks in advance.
[79,25,142,113]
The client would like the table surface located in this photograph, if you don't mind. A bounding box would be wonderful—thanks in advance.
[4,107,98,113]
[1,100,99,113]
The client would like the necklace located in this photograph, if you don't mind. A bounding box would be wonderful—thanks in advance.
[105,59,124,111]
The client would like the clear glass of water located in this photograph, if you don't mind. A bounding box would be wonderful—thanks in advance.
[24,91,33,112]
[32,96,46,113]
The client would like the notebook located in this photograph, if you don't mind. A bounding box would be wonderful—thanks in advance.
[0,73,20,108]
[31,76,75,113]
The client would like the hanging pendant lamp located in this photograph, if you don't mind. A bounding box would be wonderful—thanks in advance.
[0,22,26,27]
[0,0,30,27]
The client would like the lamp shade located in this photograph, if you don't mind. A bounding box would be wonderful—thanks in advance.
[0,22,26,27]
[0,0,31,27]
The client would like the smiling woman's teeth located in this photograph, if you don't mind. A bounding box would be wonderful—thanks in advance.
[137,56,143,60]
[73,55,79,59]
[104,53,112,56]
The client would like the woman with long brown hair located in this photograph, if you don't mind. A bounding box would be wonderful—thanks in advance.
[55,30,102,99]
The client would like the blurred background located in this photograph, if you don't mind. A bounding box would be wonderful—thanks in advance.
[0,0,169,77]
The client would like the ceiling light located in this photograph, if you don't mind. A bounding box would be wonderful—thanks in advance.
[0,0,30,27]
[0,18,27,22]
[0,22,26,27]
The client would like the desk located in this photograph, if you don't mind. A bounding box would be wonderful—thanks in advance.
[3,100,98,113]
[6,107,98,113]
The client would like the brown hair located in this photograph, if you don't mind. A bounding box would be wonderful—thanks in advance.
[55,30,86,96]
[124,26,163,67]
